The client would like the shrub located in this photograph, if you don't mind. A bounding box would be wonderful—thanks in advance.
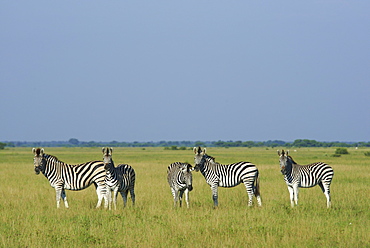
[335,148,349,155]
[331,154,341,157]
[364,151,370,157]
[0,142,6,149]
[164,146,178,150]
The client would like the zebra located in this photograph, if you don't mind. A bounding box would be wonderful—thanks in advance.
[32,148,108,209]
[277,150,334,208]
[193,147,262,208]
[167,162,193,208]
[102,147,135,210]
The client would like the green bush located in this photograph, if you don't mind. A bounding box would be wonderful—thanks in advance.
[0,142,6,149]
[164,146,178,150]
[335,148,349,155]
[364,151,370,157]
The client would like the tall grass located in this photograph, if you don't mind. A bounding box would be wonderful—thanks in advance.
[0,147,369,247]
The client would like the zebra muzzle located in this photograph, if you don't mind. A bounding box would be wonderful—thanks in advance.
[188,185,193,191]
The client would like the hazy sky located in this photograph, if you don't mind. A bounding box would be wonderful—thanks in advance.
[1,1,369,142]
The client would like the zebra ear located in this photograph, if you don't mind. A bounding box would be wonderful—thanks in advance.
[194,147,202,154]
[102,147,108,154]
[33,148,44,156]
[286,150,289,156]
[203,148,207,154]
[110,147,113,154]
[277,150,280,156]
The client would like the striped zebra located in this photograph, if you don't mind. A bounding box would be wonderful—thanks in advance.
[167,162,193,208]
[193,147,262,208]
[32,148,108,209]
[277,150,334,208]
[102,147,135,210]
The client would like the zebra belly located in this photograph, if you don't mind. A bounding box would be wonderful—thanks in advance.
[64,184,90,191]
[218,182,240,187]
[299,177,320,188]
[298,182,318,188]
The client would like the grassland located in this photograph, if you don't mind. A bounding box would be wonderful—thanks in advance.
[0,147,369,247]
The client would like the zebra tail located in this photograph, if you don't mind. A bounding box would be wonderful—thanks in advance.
[254,171,260,197]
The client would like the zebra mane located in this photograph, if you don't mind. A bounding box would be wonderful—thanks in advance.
[43,154,74,167]
[287,155,297,165]
[205,154,217,163]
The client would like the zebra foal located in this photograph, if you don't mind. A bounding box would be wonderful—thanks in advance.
[277,150,334,208]
[102,147,136,210]
[167,162,193,208]
[193,147,262,208]
[32,148,108,209]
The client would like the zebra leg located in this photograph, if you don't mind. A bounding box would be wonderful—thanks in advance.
[106,189,112,210]
[129,186,135,206]
[55,187,62,209]
[61,189,69,209]
[120,190,128,208]
[113,188,120,210]
[254,176,262,207]
[171,188,178,207]
[210,184,219,208]
[319,182,332,208]
[243,181,254,207]
[287,185,295,207]
[179,190,184,208]
[184,188,190,208]
[101,185,109,209]
[293,185,299,206]
[95,184,107,209]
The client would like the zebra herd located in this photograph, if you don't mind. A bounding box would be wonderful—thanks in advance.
[32,146,334,209]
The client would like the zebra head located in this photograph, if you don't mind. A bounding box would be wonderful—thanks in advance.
[180,163,193,191]
[32,148,45,175]
[193,146,206,172]
[277,149,290,174]
[102,147,113,170]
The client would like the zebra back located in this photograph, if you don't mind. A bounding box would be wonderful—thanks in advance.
[115,163,136,188]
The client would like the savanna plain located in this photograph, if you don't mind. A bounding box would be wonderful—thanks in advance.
[0,147,369,248]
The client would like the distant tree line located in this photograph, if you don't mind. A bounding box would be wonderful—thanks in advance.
[2,139,370,149]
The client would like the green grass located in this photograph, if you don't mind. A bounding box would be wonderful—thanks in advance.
[0,147,369,247]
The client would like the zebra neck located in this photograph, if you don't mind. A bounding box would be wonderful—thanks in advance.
[283,163,294,176]
[106,168,115,175]
[42,155,68,179]
[200,162,217,175]
[105,164,117,177]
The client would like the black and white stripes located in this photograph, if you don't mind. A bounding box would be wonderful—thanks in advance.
[278,150,334,208]
[32,148,108,208]
[167,162,193,208]
[193,147,262,208]
[32,147,335,210]
[102,147,136,210]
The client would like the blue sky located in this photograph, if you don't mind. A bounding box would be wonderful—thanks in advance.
[1,1,369,142]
